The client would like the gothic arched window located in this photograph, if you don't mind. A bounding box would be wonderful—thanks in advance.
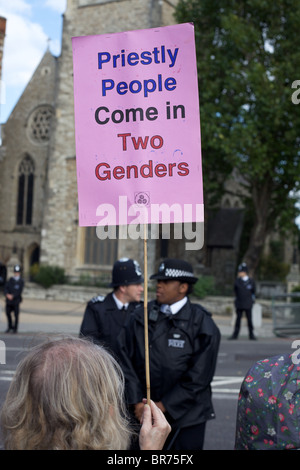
[16,155,35,226]
[84,227,118,267]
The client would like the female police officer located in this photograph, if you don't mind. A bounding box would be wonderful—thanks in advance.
[117,258,220,450]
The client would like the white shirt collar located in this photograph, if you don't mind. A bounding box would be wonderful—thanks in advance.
[160,296,188,315]
[112,293,129,310]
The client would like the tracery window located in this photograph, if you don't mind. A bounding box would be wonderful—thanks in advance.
[16,155,35,226]
[27,105,54,144]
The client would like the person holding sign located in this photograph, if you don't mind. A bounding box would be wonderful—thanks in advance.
[79,258,143,358]
[117,258,221,450]
[0,337,171,450]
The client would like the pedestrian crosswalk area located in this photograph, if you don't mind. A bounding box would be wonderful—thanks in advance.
[211,376,243,398]
[0,373,244,396]
[0,370,15,381]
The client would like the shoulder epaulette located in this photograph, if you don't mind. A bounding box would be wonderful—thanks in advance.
[89,295,105,304]
[134,301,144,309]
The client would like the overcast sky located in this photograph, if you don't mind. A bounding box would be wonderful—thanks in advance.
[0,0,67,123]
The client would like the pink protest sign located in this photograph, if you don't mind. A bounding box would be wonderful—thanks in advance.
[72,23,203,226]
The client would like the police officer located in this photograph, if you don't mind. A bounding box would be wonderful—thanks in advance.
[4,264,24,333]
[229,262,256,340]
[117,258,221,450]
[79,258,144,358]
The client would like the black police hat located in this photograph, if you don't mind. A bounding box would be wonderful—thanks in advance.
[150,259,198,284]
[14,265,21,273]
[110,258,144,287]
[238,262,248,273]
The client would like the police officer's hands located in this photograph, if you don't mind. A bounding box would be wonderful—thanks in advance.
[135,400,166,421]
[155,401,166,413]
[134,402,145,421]
[139,399,171,450]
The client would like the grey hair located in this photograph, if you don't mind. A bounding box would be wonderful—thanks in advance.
[0,336,133,450]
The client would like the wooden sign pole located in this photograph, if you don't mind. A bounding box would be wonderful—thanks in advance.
[143,223,151,405]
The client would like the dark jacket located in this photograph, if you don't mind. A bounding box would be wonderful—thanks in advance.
[117,298,221,429]
[79,292,141,358]
[235,353,300,450]
[4,277,24,305]
[0,263,7,286]
[234,276,256,310]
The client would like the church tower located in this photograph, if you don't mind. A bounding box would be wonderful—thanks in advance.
[40,0,178,281]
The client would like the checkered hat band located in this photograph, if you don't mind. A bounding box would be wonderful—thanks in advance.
[165,268,194,278]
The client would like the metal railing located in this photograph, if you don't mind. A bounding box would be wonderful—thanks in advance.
[272,293,300,337]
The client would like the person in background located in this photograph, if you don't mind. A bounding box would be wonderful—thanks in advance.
[0,262,7,291]
[79,258,143,358]
[4,264,24,334]
[229,262,256,340]
[0,337,171,450]
[117,258,221,450]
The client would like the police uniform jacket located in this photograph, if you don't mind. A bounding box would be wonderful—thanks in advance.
[4,277,24,305]
[234,277,256,310]
[117,298,221,430]
[79,292,141,358]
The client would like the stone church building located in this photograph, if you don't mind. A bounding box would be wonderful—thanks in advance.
[0,0,293,292]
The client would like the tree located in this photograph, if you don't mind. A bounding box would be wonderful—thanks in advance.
[175,0,300,273]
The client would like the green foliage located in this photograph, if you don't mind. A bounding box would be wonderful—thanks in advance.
[73,273,94,286]
[31,265,66,289]
[72,273,109,288]
[175,0,300,268]
[291,285,300,303]
[257,255,290,281]
[257,239,289,281]
[193,276,217,299]
[29,263,40,280]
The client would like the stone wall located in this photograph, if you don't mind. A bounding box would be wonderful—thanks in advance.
[23,281,272,317]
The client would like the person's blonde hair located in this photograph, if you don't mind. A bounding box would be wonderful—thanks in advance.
[0,336,132,450]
